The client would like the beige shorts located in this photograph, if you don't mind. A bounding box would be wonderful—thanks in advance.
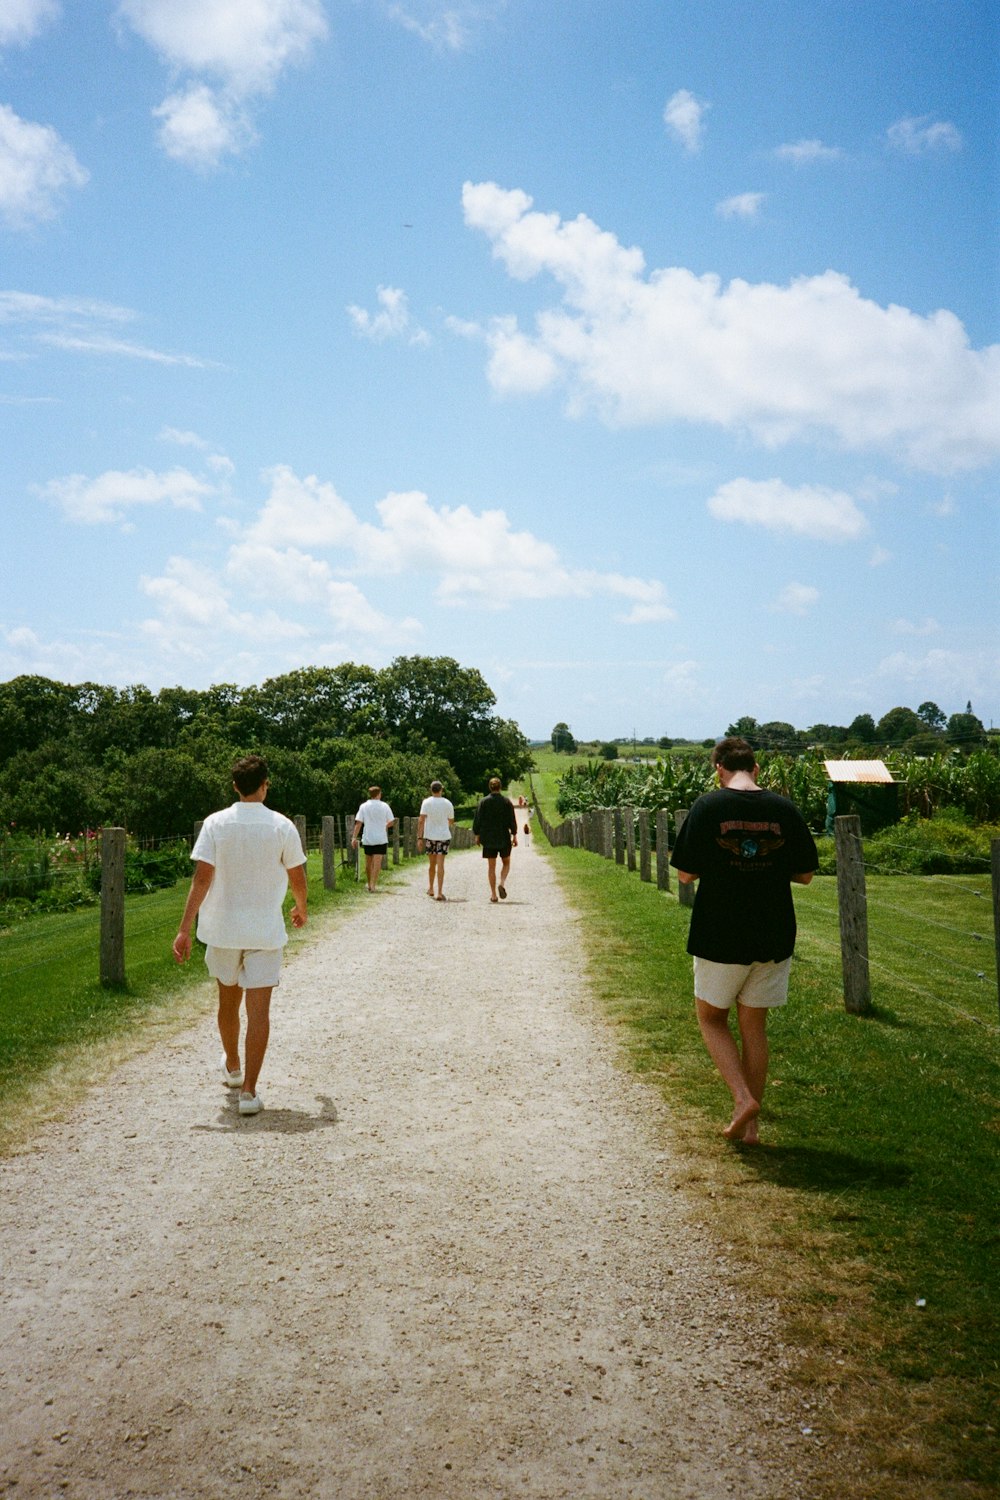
[205,946,283,989]
[694,956,792,1010]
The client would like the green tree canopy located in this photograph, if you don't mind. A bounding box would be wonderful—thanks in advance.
[551,722,577,753]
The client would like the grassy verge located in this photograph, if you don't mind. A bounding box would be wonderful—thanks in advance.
[0,849,376,1152]
[537,841,998,1500]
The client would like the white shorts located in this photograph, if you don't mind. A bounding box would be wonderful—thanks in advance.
[694,956,792,1010]
[205,946,283,989]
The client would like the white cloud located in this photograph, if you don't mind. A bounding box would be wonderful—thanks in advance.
[716,192,764,220]
[0,291,132,325]
[891,616,940,636]
[663,89,708,153]
[869,546,892,567]
[0,0,59,47]
[228,464,674,616]
[662,660,701,695]
[154,85,253,168]
[461,182,1000,472]
[773,582,820,615]
[347,285,429,345]
[386,2,506,51]
[708,478,869,542]
[39,331,215,366]
[875,647,999,703]
[38,466,216,524]
[774,139,844,165]
[0,104,88,229]
[118,0,328,166]
[887,115,962,154]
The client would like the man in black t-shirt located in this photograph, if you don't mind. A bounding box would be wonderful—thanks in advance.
[472,777,518,902]
[670,737,818,1143]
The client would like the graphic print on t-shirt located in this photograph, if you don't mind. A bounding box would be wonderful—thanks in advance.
[715,820,786,862]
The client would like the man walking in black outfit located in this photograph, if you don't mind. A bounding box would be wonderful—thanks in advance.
[670,738,818,1143]
[472,776,518,903]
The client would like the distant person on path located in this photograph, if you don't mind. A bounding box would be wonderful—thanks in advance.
[352,786,396,892]
[417,780,455,900]
[670,737,818,1144]
[172,754,308,1117]
[473,776,518,903]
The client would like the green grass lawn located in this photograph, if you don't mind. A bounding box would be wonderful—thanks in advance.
[536,841,998,1500]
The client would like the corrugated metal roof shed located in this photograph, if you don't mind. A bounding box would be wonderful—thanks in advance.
[823,759,895,784]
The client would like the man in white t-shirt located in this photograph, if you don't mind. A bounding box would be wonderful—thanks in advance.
[352,785,396,892]
[173,755,307,1116]
[417,780,456,900]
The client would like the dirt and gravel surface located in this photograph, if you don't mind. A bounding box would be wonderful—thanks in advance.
[0,833,822,1499]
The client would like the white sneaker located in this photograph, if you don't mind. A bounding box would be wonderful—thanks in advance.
[239,1091,262,1116]
[220,1054,243,1088]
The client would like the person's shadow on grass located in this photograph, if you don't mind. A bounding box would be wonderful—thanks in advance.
[192,1094,339,1134]
[738,1142,911,1194]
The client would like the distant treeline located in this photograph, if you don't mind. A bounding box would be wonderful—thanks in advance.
[0,659,533,838]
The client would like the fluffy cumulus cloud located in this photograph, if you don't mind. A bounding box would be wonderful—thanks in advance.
[37,467,216,524]
[886,116,962,154]
[236,466,673,617]
[117,0,328,166]
[347,286,429,345]
[0,0,59,47]
[0,104,88,229]
[663,89,708,152]
[707,479,868,542]
[773,582,820,615]
[716,192,764,220]
[461,182,1000,472]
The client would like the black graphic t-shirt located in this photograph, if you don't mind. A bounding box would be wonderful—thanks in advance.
[670,788,819,964]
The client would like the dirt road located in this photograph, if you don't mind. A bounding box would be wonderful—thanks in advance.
[0,831,817,1499]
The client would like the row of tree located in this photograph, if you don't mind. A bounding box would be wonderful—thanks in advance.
[551,702,991,757]
[0,660,533,839]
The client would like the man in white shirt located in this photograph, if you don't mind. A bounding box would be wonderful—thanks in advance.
[417,780,456,900]
[173,755,308,1116]
[352,785,396,892]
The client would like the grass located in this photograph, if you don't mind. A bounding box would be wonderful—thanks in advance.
[532,839,999,1499]
[0,848,373,1152]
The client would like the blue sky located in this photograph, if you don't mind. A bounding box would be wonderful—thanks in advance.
[1,0,997,742]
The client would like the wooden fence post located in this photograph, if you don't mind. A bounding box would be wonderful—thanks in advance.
[834,814,872,1015]
[675,810,695,907]
[100,827,126,988]
[613,809,625,864]
[638,808,651,882]
[602,809,615,859]
[655,810,671,892]
[294,815,307,859]
[625,806,636,872]
[322,816,336,890]
[392,820,401,865]
[991,839,1000,1025]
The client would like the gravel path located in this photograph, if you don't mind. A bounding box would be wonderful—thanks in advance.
[0,832,816,1499]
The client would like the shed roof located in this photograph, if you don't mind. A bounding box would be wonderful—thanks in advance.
[824,759,895,784]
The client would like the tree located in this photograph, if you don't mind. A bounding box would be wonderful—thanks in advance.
[725,716,759,746]
[551,722,577,754]
[756,721,800,751]
[917,701,946,734]
[847,713,877,744]
[599,741,619,760]
[806,723,848,746]
[875,706,923,745]
[377,656,529,791]
[946,711,987,749]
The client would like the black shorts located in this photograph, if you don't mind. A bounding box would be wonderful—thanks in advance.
[362,843,388,857]
[482,842,511,860]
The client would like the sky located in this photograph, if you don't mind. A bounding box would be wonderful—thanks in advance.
[1,0,997,743]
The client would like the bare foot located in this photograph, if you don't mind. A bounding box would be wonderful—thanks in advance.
[723,1097,760,1140]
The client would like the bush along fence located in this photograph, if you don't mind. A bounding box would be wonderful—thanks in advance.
[531,790,1000,1028]
[96,813,477,989]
